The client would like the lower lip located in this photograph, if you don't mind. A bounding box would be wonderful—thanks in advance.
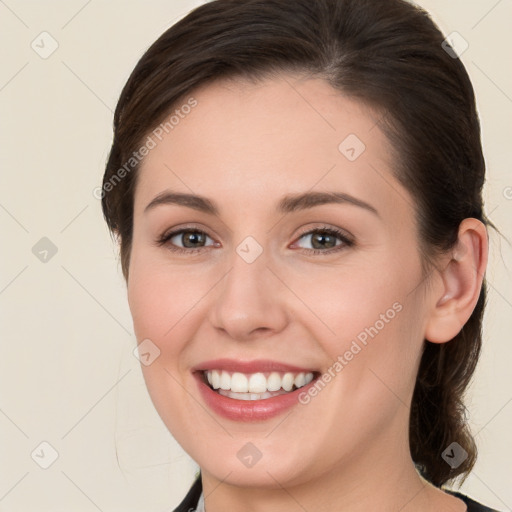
[194,372,318,422]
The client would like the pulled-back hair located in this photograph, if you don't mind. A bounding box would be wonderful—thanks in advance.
[101,0,497,488]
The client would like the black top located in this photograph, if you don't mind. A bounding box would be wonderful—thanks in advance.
[172,475,202,512]
[444,489,503,512]
[173,476,503,512]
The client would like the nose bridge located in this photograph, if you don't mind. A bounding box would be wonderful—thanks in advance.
[208,234,288,339]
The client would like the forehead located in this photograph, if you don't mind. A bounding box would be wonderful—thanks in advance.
[134,74,407,221]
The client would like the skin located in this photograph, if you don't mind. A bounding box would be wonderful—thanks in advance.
[126,73,487,512]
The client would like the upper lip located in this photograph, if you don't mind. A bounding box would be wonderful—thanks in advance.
[192,358,317,374]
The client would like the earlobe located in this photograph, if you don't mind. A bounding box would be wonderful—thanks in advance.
[424,218,488,344]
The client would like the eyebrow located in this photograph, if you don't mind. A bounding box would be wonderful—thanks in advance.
[144,190,379,217]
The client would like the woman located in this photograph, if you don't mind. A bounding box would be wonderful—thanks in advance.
[101,0,503,510]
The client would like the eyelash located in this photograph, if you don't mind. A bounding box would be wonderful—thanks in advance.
[155,225,355,256]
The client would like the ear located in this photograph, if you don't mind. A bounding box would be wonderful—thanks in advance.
[424,218,489,344]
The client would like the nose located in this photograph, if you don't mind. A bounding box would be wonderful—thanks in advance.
[208,244,289,342]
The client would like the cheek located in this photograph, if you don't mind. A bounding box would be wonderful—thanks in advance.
[288,255,412,343]
[127,257,218,444]
[291,251,424,396]
[127,246,212,345]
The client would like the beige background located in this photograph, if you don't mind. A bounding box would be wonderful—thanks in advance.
[1,1,511,511]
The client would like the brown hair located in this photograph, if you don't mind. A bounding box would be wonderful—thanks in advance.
[102,0,497,488]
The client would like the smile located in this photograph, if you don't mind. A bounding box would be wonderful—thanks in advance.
[192,359,321,421]
[203,370,315,400]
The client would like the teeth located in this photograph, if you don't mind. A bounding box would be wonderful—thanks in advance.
[218,389,289,400]
[282,373,294,391]
[248,373,267,393]
[267,372,282,391]
[204,369,315,396]
[211,370,220,389]
[219,371,230,390]
[294,372,306,388]
[231,372,248,393]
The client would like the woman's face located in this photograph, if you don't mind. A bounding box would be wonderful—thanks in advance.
[127,74,433,487]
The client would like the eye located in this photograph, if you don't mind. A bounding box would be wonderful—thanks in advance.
[292,226,354,254]
[156,227,217,254]
[156,225,354,256]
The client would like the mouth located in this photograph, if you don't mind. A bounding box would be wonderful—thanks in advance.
[200,369,317,401]
[192,359,321,421]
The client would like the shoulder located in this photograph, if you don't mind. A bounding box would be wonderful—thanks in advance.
[170,479,505,512]
[444,489,505,512]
